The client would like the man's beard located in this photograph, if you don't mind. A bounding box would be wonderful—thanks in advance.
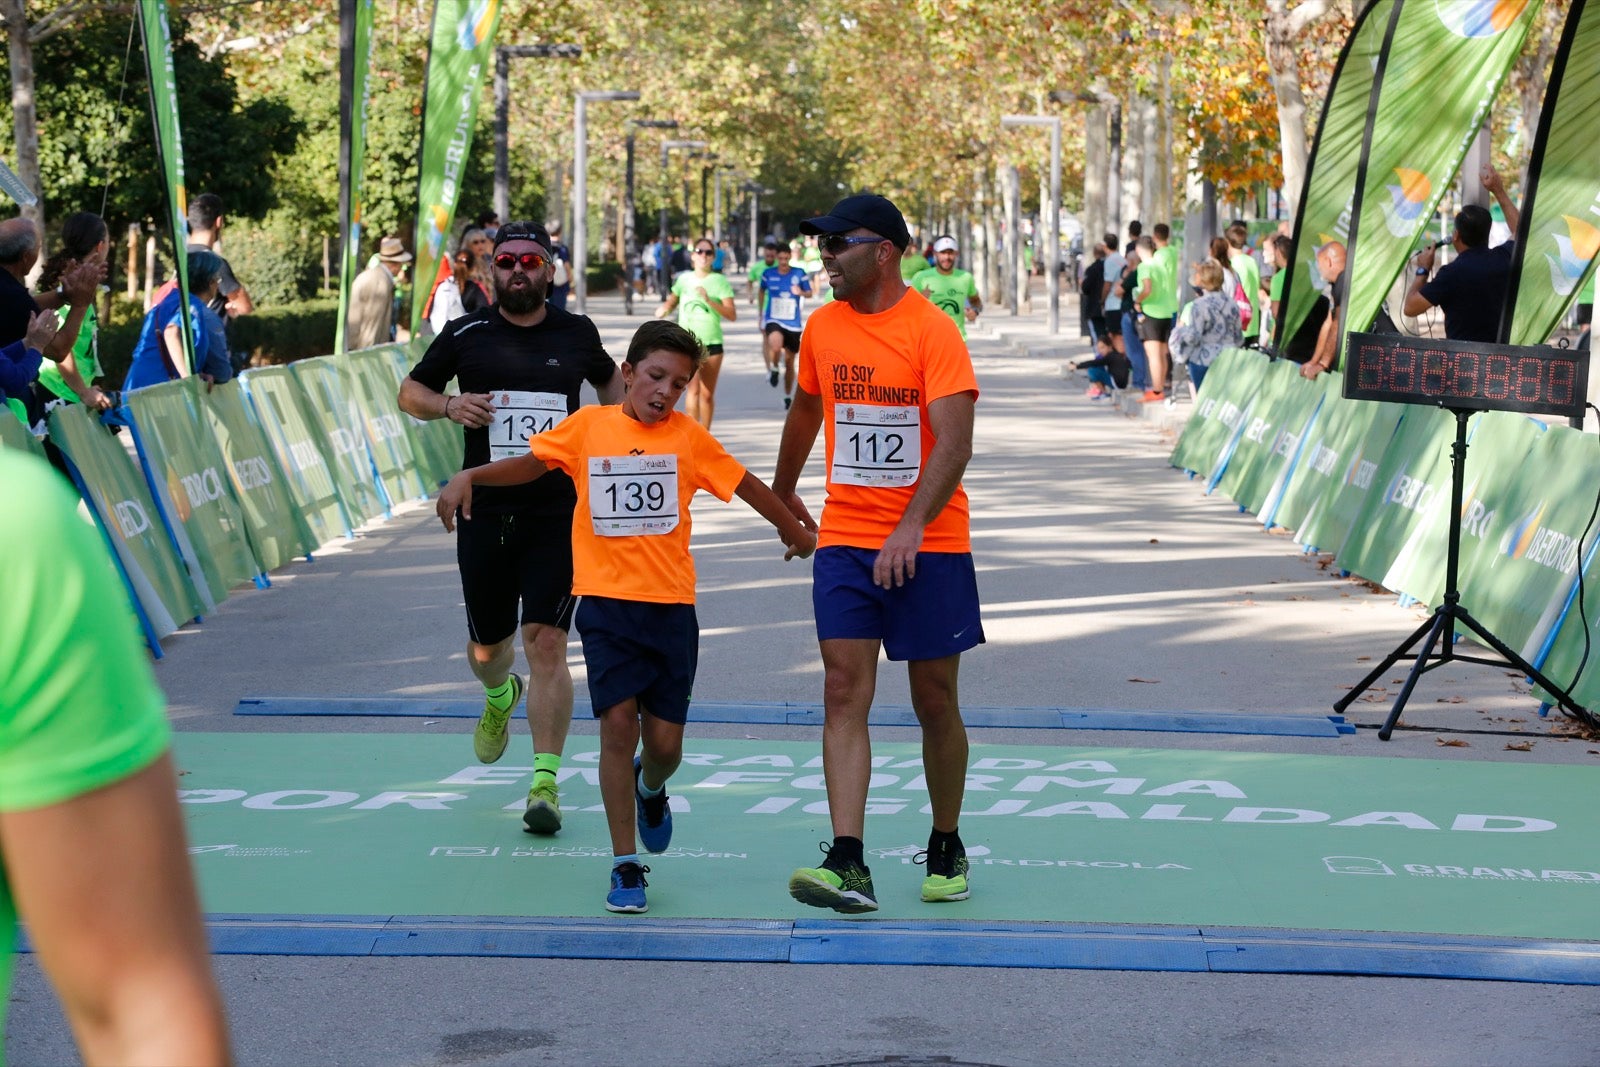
[496,276,545,314]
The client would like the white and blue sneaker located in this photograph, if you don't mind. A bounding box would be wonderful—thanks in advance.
[605,862,650,913]
[634,756,673,853]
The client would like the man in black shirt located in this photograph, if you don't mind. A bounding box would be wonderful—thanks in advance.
[399,221,622,836]
[1404,165,1520,343]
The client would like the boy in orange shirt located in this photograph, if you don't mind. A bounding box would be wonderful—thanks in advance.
[437,319,816,912]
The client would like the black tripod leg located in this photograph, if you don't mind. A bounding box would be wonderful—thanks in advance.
[1452,609,1593,719]
[1333,611,1441,714]
[1377,611,1452,740]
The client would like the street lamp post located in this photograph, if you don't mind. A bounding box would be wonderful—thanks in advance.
[1001,114,1062,335]
[713,164,737,245]
[624,119,677,314]
[572,89,640,315]
[494,44,581,223]
[658,139,707,295]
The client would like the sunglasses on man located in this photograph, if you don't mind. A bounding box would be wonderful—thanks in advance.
[493,251,548,271]
[817,234,886,255]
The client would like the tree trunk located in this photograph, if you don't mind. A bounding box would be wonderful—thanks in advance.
[1157,56,1174,226]
[1083,104,1107,251]
[1266,0,1334,221]
[1,0,44,237]
[1123,94,1144,229]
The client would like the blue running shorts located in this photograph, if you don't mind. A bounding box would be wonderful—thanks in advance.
[812,546,984,662]
[576,596,698,725]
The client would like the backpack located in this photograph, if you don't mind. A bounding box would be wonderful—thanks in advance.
[1231,273,1253,329]
[552,255,570,287]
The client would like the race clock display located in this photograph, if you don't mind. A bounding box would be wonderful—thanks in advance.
[1343,331,1589,419]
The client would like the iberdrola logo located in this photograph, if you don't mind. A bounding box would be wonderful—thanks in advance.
[1382,168,1432,239]
[1436,0,1529,37]
[425,204,451,258]
[458,0,497,49]
[1545,215,1600,298]
[1501,501,1547,559]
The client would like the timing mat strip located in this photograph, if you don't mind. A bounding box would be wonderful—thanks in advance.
[233,697,1354,737]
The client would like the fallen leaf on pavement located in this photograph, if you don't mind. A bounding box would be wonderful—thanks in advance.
[1128,677,1160,684]
[1356,656,1372,662]
[1435,738,1470,747]
[1435,696,1465,703]
[1504,741,1534,751]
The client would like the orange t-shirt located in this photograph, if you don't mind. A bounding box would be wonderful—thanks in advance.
[527,405,746,604]
[797,288,979,552]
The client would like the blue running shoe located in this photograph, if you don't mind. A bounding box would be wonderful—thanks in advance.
[634,755,673,853]
[605,862,650,913]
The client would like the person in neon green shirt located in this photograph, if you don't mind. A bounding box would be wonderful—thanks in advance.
[1225,221,1262,344]
[910,235,982,337]
[747,238,777,307]
[656,238,736,428]
[0,448,230,1063]
[1133,234,1177,400]
[32,212,114,413]
[900,242,928,283]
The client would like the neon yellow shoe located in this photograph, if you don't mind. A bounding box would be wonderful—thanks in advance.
[522,779,562,835]
[472,673,522,764]
[787,841,878,914]
[916,838,971,902]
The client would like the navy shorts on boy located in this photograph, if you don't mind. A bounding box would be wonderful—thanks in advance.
[577,596,699,724]
[812,546,984,661]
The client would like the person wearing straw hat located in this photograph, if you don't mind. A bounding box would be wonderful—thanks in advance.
[347,236,412,350]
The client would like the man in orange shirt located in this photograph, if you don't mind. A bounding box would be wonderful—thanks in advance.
[436,319,815,913]
[772,194,983,913]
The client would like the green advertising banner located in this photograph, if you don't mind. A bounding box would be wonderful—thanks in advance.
[335,0,376,356]
[410,0,502,336]
[344,347,429,504]
[1383,411,1545,609]
[136,0,196,376]
[1168,347,1265,481]
[0,406,43,457]
[391,339,461,489]
[1290,397,1406,555]
[239,368,349,547]
[1334,405,1456,591]
[124,379,262,609]
[1456,425,1600,664]
[1342,0,1537,355]
[203,381,318,573]
[1258,371,1340,529]
[1504,0,1600,345]
[1214,359,1314,513]
[290,356,386,526]
[47,404,201,639]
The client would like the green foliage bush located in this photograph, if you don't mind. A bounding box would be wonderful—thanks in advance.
[586,262,625,292]
[227,209,330,305]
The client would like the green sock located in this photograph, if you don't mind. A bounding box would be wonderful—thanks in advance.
[533,752,560,789]
[484,677,516,712]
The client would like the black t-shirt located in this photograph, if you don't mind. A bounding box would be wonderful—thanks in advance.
[1080,259,1105,315]
[407,304,617,517]
[0,268,40,346]
[1418,242,1514,342]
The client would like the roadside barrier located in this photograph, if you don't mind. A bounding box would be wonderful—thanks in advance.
[7,342,445,655]
[1172,348,1600,713]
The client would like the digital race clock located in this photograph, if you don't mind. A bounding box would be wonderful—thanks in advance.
[1343,331,1590,419]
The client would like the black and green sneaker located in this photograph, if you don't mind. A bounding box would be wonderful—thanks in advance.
[915,837,970,902]
[788,840,878,914]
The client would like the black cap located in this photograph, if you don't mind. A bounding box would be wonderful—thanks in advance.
[800,194,911,251]
[493,220,553,255]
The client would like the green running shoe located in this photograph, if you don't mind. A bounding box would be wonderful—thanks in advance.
[915,838,971,902]
[522,779,562,835]
[788,841,878,914]
[473,673,522,764]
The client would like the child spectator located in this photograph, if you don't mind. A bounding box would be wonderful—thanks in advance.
[435,319,816,913]
[1070,332,1129,401]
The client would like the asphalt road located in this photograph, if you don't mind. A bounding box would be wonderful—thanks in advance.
[9,290,1600,1067]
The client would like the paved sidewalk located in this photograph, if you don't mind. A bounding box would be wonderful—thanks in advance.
[9,288,1600,1067]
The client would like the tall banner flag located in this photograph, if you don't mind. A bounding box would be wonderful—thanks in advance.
[410,0,502,336]
[1274,0,1389,351]
[1342,0,1538,355]
[335,0,377,355]
[136,0,196,376]
[1501,0,1600,345]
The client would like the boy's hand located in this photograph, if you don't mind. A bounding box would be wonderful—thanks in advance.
[781,491,818,533]
[436,472,473,531]
[784,526,818,561]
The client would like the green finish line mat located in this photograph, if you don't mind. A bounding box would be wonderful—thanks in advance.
[169,734,1600,982]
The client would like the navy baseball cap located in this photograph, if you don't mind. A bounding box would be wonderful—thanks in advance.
[493,220,553,255]
[800,194,911,251]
